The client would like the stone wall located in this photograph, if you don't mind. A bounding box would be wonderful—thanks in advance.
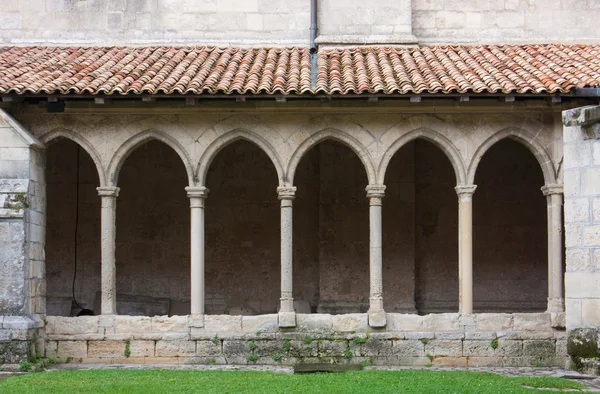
[562,105,600,374]
[0,109,45,363]
[43,313,567,367]
[0,0,598,46]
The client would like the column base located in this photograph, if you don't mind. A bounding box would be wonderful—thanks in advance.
[368,310,386,328]
[189,314,205,328]
[547,297,565,313]
[278,312,296,328]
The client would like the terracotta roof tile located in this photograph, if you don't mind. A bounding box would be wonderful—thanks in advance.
[1,44,600,96]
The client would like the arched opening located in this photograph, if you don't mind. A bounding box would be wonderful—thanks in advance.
[205,140,280,315]
[383,140,458,314]
[115,140,189,316]
[46,138,101,316]
[293,140,369,314]
[473,139,547,312]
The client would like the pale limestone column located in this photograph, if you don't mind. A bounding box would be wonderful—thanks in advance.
[541,184,565,313]
[97,186,120,315]
[186,186,209,316]
[455,185,477,314]
[366,185,386,327]
[278,186,297,327]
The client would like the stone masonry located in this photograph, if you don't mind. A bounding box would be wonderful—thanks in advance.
[563,105,600,375]
[0,0,598,46]
[0,110,45,364]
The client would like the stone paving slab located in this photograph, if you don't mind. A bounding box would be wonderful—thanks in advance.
[44,364,600,391]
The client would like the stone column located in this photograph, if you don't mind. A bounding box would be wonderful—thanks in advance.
[541,184,564,313]
[455,185,477,314]
[97,186,120,315]
[366,185,386,327]
[278,186,297,327]
[186,186,209,316]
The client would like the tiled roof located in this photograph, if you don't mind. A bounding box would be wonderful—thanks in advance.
[0,44,599,96]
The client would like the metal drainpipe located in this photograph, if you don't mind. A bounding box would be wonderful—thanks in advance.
[310,0,318,90]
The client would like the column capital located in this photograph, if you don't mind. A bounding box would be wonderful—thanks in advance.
[277,186,297,200]
[541,184,563,196]
[455,184,477,197]
[366,184,386,198]
[97,186,120,198]
[186,186,210,199]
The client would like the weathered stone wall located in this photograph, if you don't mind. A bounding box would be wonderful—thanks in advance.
[0,110,45,363]
[44,313,567,367]
[562,105,600,374]
[0,0,597,46]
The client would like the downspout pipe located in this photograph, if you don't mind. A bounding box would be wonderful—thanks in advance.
[310,0,318,90]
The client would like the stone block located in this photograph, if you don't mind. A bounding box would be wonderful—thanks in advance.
[57,340,87,359]
[243,314,278,333]
[317,340,346,357]
[392,340,425,357]
[566,224,583,247]
[332,314,368,332]
[423,313,460,331]
[155,340,195,357]
[582,168,600,195]
[253,340,283,357]
[188,315,204,328]
[204,315,242,334]
[297,314,333,333]
[288,340,318,357]
[584,225,600,247]
[386,313,423,331]
[222,340,250,363]
[462,339,495,356]
[115,316,152,333]
[564,143,592,169]
[512,313,551,331]
[196,340,222,357]
[151,316,188,332]
[88,341,126,358]
[582,299,600,325]
[565,198,590,222]
[426,340,463,357]
[496,339,523,357]
[433,356,468,366]
[130,340,155,357]
[467,356,503,367]
[45,316,99,335]
[566,272,600,299]
[523,340,556,358]
[360,339,392,357]
[277,312,296,328]
[566,249,592,271]
[368,311,386,328]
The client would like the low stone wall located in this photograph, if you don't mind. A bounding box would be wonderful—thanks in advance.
[44,313,568,367]
[0,315,44,364]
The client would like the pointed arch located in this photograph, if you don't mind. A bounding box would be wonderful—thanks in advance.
[467,127,557,186]
[286,129,377,185]
[41,129,107,187]
[196,129,285,186]
[107,129,195,186]
[377,128,467,185]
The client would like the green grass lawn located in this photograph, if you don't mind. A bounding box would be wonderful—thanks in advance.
[0,369,587,393]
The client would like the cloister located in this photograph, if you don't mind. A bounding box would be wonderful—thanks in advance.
[33,105,563,326]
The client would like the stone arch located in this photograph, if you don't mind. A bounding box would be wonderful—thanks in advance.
[467,127,557,186]
[107,129,195,186]
[377,128,467,185]
[196,129,285,186]
[41,129,107,187]
[286,129,377,185]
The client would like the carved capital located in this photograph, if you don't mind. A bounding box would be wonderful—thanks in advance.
[366,184,386,199]
[277,186,297,200]
[97,186,120,198]
[185,186,210,199]
[455,184,477,197]
[541,184,563,196]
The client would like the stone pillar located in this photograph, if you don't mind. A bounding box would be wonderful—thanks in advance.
[278,186,297,327]
[366,185,386,327]
[455,185,477,314]
[541,184,564,314]
[186,186,209,317]
[97,186,120,315]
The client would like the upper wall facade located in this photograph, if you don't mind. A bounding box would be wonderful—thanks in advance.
[0,0,597,47]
